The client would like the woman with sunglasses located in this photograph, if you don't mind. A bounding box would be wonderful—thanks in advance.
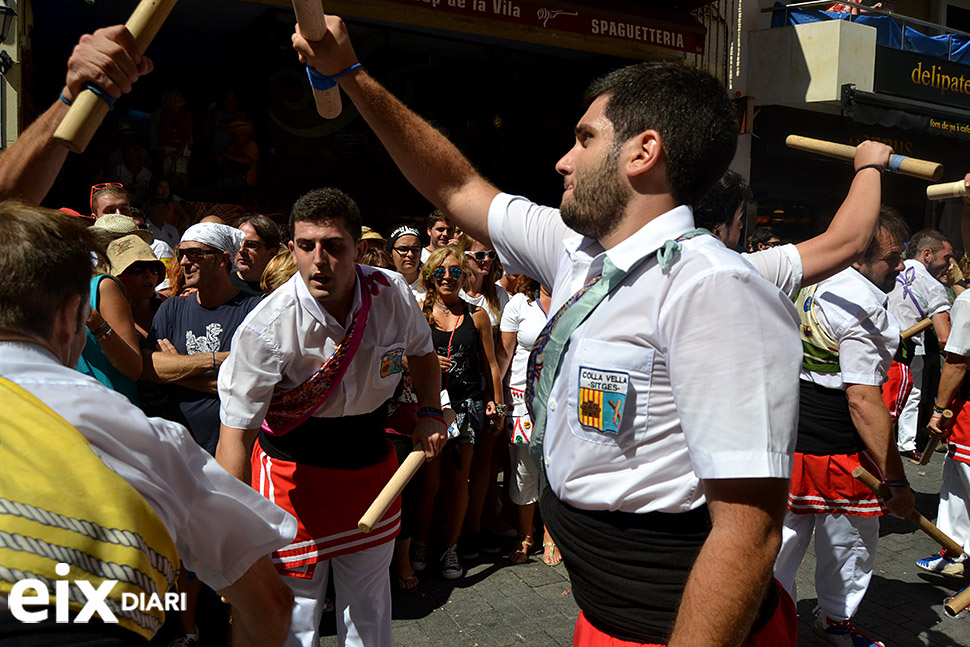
[457,235,509,329]
[77,232,147,405]
[108,235,167,339]
[413,248,503,580]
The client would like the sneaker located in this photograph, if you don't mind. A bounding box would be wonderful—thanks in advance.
[813,614,885,647]
[411,539,428,573]
[457,534,479,560]
[916,550,965,576]
[441,544,464,580]
[168,633,199,647]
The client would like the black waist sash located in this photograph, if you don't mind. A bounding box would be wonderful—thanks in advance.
[540,485,778,643]
[258,402,389,469]
[796,380,865,455]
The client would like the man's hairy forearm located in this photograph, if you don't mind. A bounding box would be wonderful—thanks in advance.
[142,350,224,384]
[0,102,71,204]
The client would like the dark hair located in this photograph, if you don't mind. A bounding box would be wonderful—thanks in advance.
[361,248,395,270]
[0,202,105,338]
[585,62,738,205]
[749,226,780,248]
[425,210,450,230]
[693,170,751,231]
[289,188,362,242]
[236,213,283,250]
[864,206,911,262]
[905,229,950,260]
[515,274,540,302]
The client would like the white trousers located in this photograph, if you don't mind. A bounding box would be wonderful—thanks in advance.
[284,541,394,647]
[896,354,924,452]
[774,510,879,622]
[937,458,970,554]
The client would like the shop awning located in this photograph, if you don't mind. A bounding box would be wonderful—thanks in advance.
[842,84,970,141]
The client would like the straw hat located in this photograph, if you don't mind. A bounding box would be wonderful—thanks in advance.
[361,225,386,243]
[107,235,164,277]
[92,214,153,244]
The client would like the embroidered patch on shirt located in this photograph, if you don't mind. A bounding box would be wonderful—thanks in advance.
[380,348,405,378]
[577,367,629,434]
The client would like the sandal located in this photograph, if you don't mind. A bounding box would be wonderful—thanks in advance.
[543,541,562,566]
[396,573,419,591]
[509,535,533,564]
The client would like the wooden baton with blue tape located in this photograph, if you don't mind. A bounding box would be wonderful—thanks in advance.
[786,135,943,181]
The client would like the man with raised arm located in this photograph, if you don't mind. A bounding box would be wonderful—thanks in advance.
[0,26,152,205]
[292,18,802,647]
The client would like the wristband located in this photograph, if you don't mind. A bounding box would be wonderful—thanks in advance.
[306,62,361,91]
[856,164,885,175]
[934,403,947,415]
[82,82,115,110]
[211,350,216,372]
[59,92,73,106]
[90,320,110,339]
[95,326,114,343]
[882,478,910,488]
[417,406,445,423]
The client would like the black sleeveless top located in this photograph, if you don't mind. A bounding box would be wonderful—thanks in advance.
[431,305,484,402]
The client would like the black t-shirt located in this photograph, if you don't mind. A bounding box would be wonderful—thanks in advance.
[149,290,261,454]
[230,271,265,297]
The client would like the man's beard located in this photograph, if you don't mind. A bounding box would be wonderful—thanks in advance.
[560,148,632,240]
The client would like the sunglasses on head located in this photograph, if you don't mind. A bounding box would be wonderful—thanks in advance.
[123,262,164,277]
[90,182,124,212]
[465,250,496,262]
[177,248,222,262]
[393,245,423,256]
[432,267,463,280]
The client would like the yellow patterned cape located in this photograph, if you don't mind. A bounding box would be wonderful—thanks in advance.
[0,378,178,638]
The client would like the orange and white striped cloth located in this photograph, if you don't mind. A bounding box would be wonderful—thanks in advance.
[251,438,400,578]
[788,451,889,517]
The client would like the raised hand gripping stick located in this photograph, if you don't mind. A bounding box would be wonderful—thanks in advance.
[292,0,342,119]
[53,0,178,153]
[785,135,944,182]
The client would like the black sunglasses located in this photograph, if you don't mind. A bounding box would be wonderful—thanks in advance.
[393,245,423,256]
[177,248,222,262]
[465,250,496,262]
[123,262,164,276]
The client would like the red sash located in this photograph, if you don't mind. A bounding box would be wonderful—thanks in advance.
[262,266,380,437]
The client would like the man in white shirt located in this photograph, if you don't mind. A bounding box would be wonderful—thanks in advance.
[887,229,953,462]
[775,209,916,647]
[294,18,803,646]
[0,204,295,645]
[216,188,447,647]
[693,144,892,300]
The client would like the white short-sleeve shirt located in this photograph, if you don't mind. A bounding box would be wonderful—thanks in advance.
[800,267,900,390]
[888,258,950,354]
[743,244,803,299]
[488,193,801,514]
[219,266,434,429]
[500,292,549,410]
[0,342,297,591]
[945,290,970,356]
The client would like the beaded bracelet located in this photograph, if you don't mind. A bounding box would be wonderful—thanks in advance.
[494,403,508,417]
[95,326,114,343]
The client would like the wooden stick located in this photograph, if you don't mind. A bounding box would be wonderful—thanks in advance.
[945,586,970,618]
[852,466,964,555]
[785,135,944,181]
[920,409,953,466]
[927,179,969,201]
[292,0,342,119]
[358,449,425,533]
[901,318,932,340]
[53,0,178,153]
